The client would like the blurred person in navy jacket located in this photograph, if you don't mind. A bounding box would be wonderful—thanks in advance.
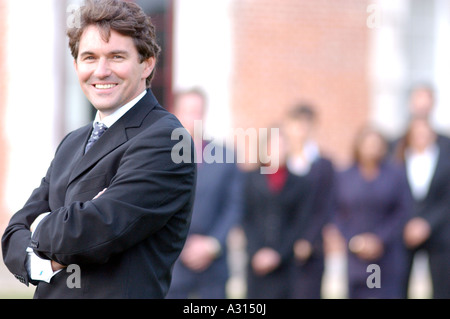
[394,116,450,298]
[166,88,244,299]
[335,127,412,298]
[242,128,312,298]
[282,104,335,299]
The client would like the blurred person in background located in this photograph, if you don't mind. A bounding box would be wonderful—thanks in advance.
[389,85,450,155]
[241,128,311,298]
[166,88,244,299]
[394,116,450,298]
[282,104,335,299]
[334,127,412,298]
[409,84,435,118]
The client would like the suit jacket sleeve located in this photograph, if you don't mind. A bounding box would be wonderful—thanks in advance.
[1,174,51,286]
[373,167,412,244]
[1,131,74,286]
[31,121,196,266]
[418,177,450,234]
[297,159,335,246]
[241,172,264,258]
[207,164,244,246]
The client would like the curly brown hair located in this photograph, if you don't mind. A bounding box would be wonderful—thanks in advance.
[67,0,161,87]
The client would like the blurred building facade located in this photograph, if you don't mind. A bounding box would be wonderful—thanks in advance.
[175,0,450,169]
[231,0,370,167]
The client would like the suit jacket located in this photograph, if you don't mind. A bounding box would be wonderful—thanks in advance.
[188,143,243,245]
[406,143,450,251]
[389,131,450,250]
[242,167,312,298]
[170,143,244,287]
[334,162,412,289]
[242,167,311,265]
[293,157,335,256]
[1,90,196,298]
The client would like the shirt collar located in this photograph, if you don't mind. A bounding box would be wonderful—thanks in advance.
[93,90,147,128]
[405,143,439,160]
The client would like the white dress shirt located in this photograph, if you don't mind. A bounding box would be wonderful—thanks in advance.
[26,90,147,283]
[405,144,439,201]
[93,90,147,128]
[286,140,320,176]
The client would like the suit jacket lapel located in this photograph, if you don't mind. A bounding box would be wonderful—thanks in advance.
[70,125,92,165]
[67,90,158,185]
[424,146,446,202]
[68,121,128,185]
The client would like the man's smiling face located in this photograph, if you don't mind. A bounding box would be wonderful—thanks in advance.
[74,25,155,118]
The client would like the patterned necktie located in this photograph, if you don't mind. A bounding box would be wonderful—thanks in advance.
[85,122,108,154]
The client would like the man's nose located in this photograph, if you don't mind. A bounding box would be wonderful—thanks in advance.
[93,57,112,79]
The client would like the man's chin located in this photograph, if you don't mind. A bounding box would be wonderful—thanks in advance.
[87,95,118,110]
[91,102,121,115]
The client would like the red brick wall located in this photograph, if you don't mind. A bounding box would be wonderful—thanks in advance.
[0,0,8,227]
[231,0,370,168]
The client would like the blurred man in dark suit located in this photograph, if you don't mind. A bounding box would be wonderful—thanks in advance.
[166,88,243,299]
[283,104,335,299]
[390,85,450,155]
[2,0,196,298]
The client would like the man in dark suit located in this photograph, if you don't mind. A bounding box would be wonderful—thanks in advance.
[389,84,450,156]
[1,0,196,298]
[283,104,335,299]
[166,89,243,299]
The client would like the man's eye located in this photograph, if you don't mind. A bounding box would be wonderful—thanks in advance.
[113,55,124,60]
[84,56,95,61]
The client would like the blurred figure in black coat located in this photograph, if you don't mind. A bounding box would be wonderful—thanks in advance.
[283,104,335,299]
[242,127,311,298]
[394,116,450,298]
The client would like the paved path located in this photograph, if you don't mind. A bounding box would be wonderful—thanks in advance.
[0,229,432,299]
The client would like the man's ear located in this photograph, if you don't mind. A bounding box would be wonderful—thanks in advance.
[142,57,156,79]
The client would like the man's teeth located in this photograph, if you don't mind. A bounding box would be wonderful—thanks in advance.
[95,84,117,89]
